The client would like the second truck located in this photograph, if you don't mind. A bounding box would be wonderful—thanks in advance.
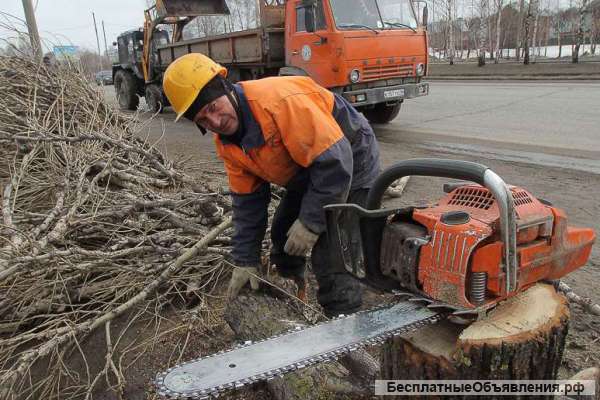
[112,0,429,124]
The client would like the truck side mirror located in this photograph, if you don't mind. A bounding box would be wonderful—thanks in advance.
[112,41,117,47]
[305,6,316,33]
[422,5,428,29]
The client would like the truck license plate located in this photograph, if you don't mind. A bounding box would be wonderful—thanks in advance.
[383,89,404,99]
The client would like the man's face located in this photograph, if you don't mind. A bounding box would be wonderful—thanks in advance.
[193,94,239,136]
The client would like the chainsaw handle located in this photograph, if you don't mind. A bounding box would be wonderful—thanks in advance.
[366,159,488,209]
[365,159,518,295]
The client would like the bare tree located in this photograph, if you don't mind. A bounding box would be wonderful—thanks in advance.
[554,7,575,58]
[493,0,505,62]
[515,0,526,60]
[591,3,600,54]
[0,33,35,57]
[477,0,490,63]
[531,0,540,62]
[78,49,111,75]
[464,16,481,59]
[523,0,538,64]
[428,0,599,62]
[448,0,456,64]
[183,0,259,39]
[572,0,590,62]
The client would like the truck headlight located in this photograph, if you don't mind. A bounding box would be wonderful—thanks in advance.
[416,63,425,76]
[349,69,360,83]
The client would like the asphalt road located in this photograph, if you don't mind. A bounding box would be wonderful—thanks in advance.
[103,80,600,173]
[384,80,600,173]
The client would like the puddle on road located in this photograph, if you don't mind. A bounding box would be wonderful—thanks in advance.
[417,142,600,175]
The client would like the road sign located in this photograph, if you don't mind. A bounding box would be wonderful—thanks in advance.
[53,45,79,60]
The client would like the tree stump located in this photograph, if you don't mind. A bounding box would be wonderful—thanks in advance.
[382,283,570,397]
[225,293,373,400]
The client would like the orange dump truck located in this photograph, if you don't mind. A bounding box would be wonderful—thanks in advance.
[114,0,430,124]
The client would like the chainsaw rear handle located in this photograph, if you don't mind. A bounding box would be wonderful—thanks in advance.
[366,159,518,295]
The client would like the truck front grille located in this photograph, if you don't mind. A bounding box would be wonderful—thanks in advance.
[362,63,413,81]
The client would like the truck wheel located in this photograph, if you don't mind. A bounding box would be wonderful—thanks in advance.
[114,70,139,111]
[363,103,401,124]
[145,84,164,113]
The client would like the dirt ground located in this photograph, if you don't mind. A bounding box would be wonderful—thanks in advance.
[77,92,599,398]
[125,110,599,396]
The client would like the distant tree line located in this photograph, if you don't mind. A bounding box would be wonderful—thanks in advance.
[425,0,600,63]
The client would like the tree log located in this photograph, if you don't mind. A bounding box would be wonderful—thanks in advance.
[225,293,373,400]
[382,283,570,398]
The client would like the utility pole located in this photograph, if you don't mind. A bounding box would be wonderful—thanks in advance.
[21,0,42,59]
[92,12,102,69]
[102,20,109,56]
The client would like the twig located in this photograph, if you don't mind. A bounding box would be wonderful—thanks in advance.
[558,282,600,316]
[384,176,411,198]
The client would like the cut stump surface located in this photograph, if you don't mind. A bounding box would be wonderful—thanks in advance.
[382,283,570,397]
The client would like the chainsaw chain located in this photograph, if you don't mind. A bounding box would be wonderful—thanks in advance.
[154,298,447,399]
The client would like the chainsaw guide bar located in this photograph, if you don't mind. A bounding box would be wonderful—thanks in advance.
[155,300,446,399]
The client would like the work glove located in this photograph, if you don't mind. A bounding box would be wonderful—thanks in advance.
[227,265,260,300]
[284,219,319,257]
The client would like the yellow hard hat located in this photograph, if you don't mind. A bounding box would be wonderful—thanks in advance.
[163,53,227,122]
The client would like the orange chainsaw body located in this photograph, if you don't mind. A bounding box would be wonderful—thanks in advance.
[325,159,596,312]
[411,185,595,309]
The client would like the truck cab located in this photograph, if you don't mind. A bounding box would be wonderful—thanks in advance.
[285,0,429,123]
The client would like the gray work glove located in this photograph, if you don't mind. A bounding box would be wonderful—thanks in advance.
[284,219,319,257]
[227,266,260,300]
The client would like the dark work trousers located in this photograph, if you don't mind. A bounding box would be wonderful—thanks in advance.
[270,188,368,316]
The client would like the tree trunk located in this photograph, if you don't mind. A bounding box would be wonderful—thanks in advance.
[487,1,494,60]
[224,293,374,400]
[381,284,569,397]
[494,0,504,63]
[502,29,509,59]
[531,6,540,63]
[558,31,563,58]
[544,19,550,57]
[516,0,525,61]
[572,0,588,63]
[448,0,455,65]
[523,7,531,64]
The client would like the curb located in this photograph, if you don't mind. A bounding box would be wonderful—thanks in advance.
[426,75,600,81]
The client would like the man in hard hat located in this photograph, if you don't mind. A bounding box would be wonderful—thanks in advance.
[163,53,381,317]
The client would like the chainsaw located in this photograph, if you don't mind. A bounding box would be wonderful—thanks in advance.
[155,159,595,399]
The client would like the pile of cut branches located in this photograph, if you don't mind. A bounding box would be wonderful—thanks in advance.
[0,55,233,399]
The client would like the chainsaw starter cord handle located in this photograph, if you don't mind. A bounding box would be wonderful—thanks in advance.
[366,158,489,209]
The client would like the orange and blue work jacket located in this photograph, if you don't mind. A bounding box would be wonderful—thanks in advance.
[215,76,380,265]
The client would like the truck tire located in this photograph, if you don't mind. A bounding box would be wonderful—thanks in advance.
[363,103,401,124]
[114,70,139,111]
[145,84,164,113]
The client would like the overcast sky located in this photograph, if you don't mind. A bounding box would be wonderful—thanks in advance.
[1,1,148,52]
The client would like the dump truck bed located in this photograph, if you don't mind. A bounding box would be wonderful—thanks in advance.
[157,27,285,69]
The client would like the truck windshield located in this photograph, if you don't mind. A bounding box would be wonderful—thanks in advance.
[329,0,417,31]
